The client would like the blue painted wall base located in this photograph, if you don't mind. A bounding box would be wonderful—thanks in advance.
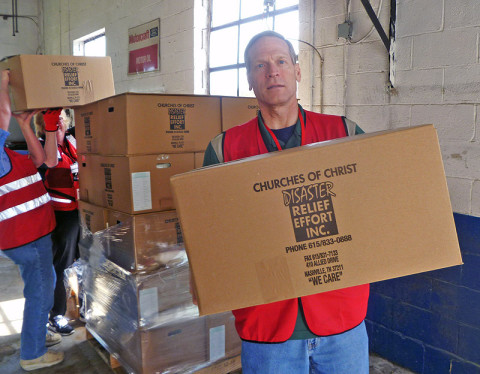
[366,213,480,373]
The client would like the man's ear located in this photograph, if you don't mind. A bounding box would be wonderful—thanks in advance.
[295,63,301,83]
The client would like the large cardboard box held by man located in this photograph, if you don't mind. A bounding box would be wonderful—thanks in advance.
[0,55,115,111]
[170,125,463,316]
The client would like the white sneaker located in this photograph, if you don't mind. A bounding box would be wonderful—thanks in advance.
[20,350,64,371]
[45,330,62,347]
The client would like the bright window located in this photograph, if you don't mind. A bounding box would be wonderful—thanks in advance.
[209,0,299,97]
[73,28,106,57]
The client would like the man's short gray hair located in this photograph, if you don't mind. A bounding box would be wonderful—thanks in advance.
[244,31,297,73]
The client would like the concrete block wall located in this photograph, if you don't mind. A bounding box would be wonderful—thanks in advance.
[298,1,480,372]
[298,0,479,216]
[41,0,207,95]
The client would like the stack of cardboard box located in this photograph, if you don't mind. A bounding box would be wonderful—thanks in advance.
[76,93,259,373]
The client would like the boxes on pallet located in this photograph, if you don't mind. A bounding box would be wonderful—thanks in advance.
[0,55,115,111]
[78,153,195,214]
[171,125,463,315]
[82,240,193,330]
[82,238,241,374]
[74,93,221,155]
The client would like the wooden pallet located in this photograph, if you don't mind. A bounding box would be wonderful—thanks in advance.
[86,328,242,374]
[86,329,125,373]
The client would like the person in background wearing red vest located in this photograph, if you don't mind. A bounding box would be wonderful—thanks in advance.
[33,108,79,336]
[201,31,370,373]
[0,70,64,371]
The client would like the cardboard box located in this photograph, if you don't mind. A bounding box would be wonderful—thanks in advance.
[77,201,184,272]
[87,311,240,374]
[220,96,259,131]
[194,152,205,169]
[79,153,195,214]
[0,55,115,111]
[74,93,221,155]
[170,125,463,315]
[78,200,107,234]
[106,210,184,272]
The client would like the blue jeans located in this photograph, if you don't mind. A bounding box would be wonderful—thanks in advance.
[3,235,56,360]
[241,321,369,374]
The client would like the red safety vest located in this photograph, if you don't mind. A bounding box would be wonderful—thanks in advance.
[44,136,79,211]
[0,148,56,250]
[223,110,370,342]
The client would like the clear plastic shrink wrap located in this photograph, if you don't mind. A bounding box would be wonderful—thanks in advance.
[80,210,185,273]
[79,219,241,374]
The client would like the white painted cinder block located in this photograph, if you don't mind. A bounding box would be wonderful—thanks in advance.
[392,37,413,72]
[446,177,473,215]
[396,0,443,37]
[472,181,480,216]
[411,104,475,141]
[344,105,390,133]
[476,105,480,142]
[441,140,480,180]
[347,104,411,132]
[346,41,389,74]
[444,0,480,29]
[321,75,345,107]
[444,65,480,103]
[389,69,443,105]
[320,46,344,77]
[316,14,346,47]
[321,105,344,117]
[314,1,345,18]
[344,72,389,106]
[413,29,477,69]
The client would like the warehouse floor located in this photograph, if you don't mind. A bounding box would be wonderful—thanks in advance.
[0,255,413,374]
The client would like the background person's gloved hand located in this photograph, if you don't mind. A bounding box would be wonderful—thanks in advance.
[42,108,62,132]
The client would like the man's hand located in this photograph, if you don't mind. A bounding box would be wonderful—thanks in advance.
[0,70,11,131]
[42,108,62,132]
[12,110,38,131]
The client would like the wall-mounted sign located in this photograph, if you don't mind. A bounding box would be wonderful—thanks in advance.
[128,19,160,74]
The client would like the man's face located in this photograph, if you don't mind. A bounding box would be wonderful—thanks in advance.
[247,36,301,108]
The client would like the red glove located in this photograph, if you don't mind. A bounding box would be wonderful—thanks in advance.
[42,108,62,132]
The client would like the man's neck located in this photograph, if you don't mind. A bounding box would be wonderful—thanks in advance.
[259,101,299,130]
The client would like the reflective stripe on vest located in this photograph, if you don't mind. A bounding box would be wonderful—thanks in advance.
[51,196,73,204]
[0,192,51,222]
[0,173,42,196]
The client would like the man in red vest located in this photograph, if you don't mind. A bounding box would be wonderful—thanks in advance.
[0,70,64,371]
[201,31,370,373]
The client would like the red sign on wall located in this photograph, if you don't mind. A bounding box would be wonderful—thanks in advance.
[128,19,160,74]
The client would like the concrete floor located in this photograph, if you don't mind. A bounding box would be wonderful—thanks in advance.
[0,255,413,374]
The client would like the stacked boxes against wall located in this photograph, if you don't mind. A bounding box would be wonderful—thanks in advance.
[75,93,258,373]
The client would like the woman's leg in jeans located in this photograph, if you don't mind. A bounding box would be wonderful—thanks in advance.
[3,235,56,360]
